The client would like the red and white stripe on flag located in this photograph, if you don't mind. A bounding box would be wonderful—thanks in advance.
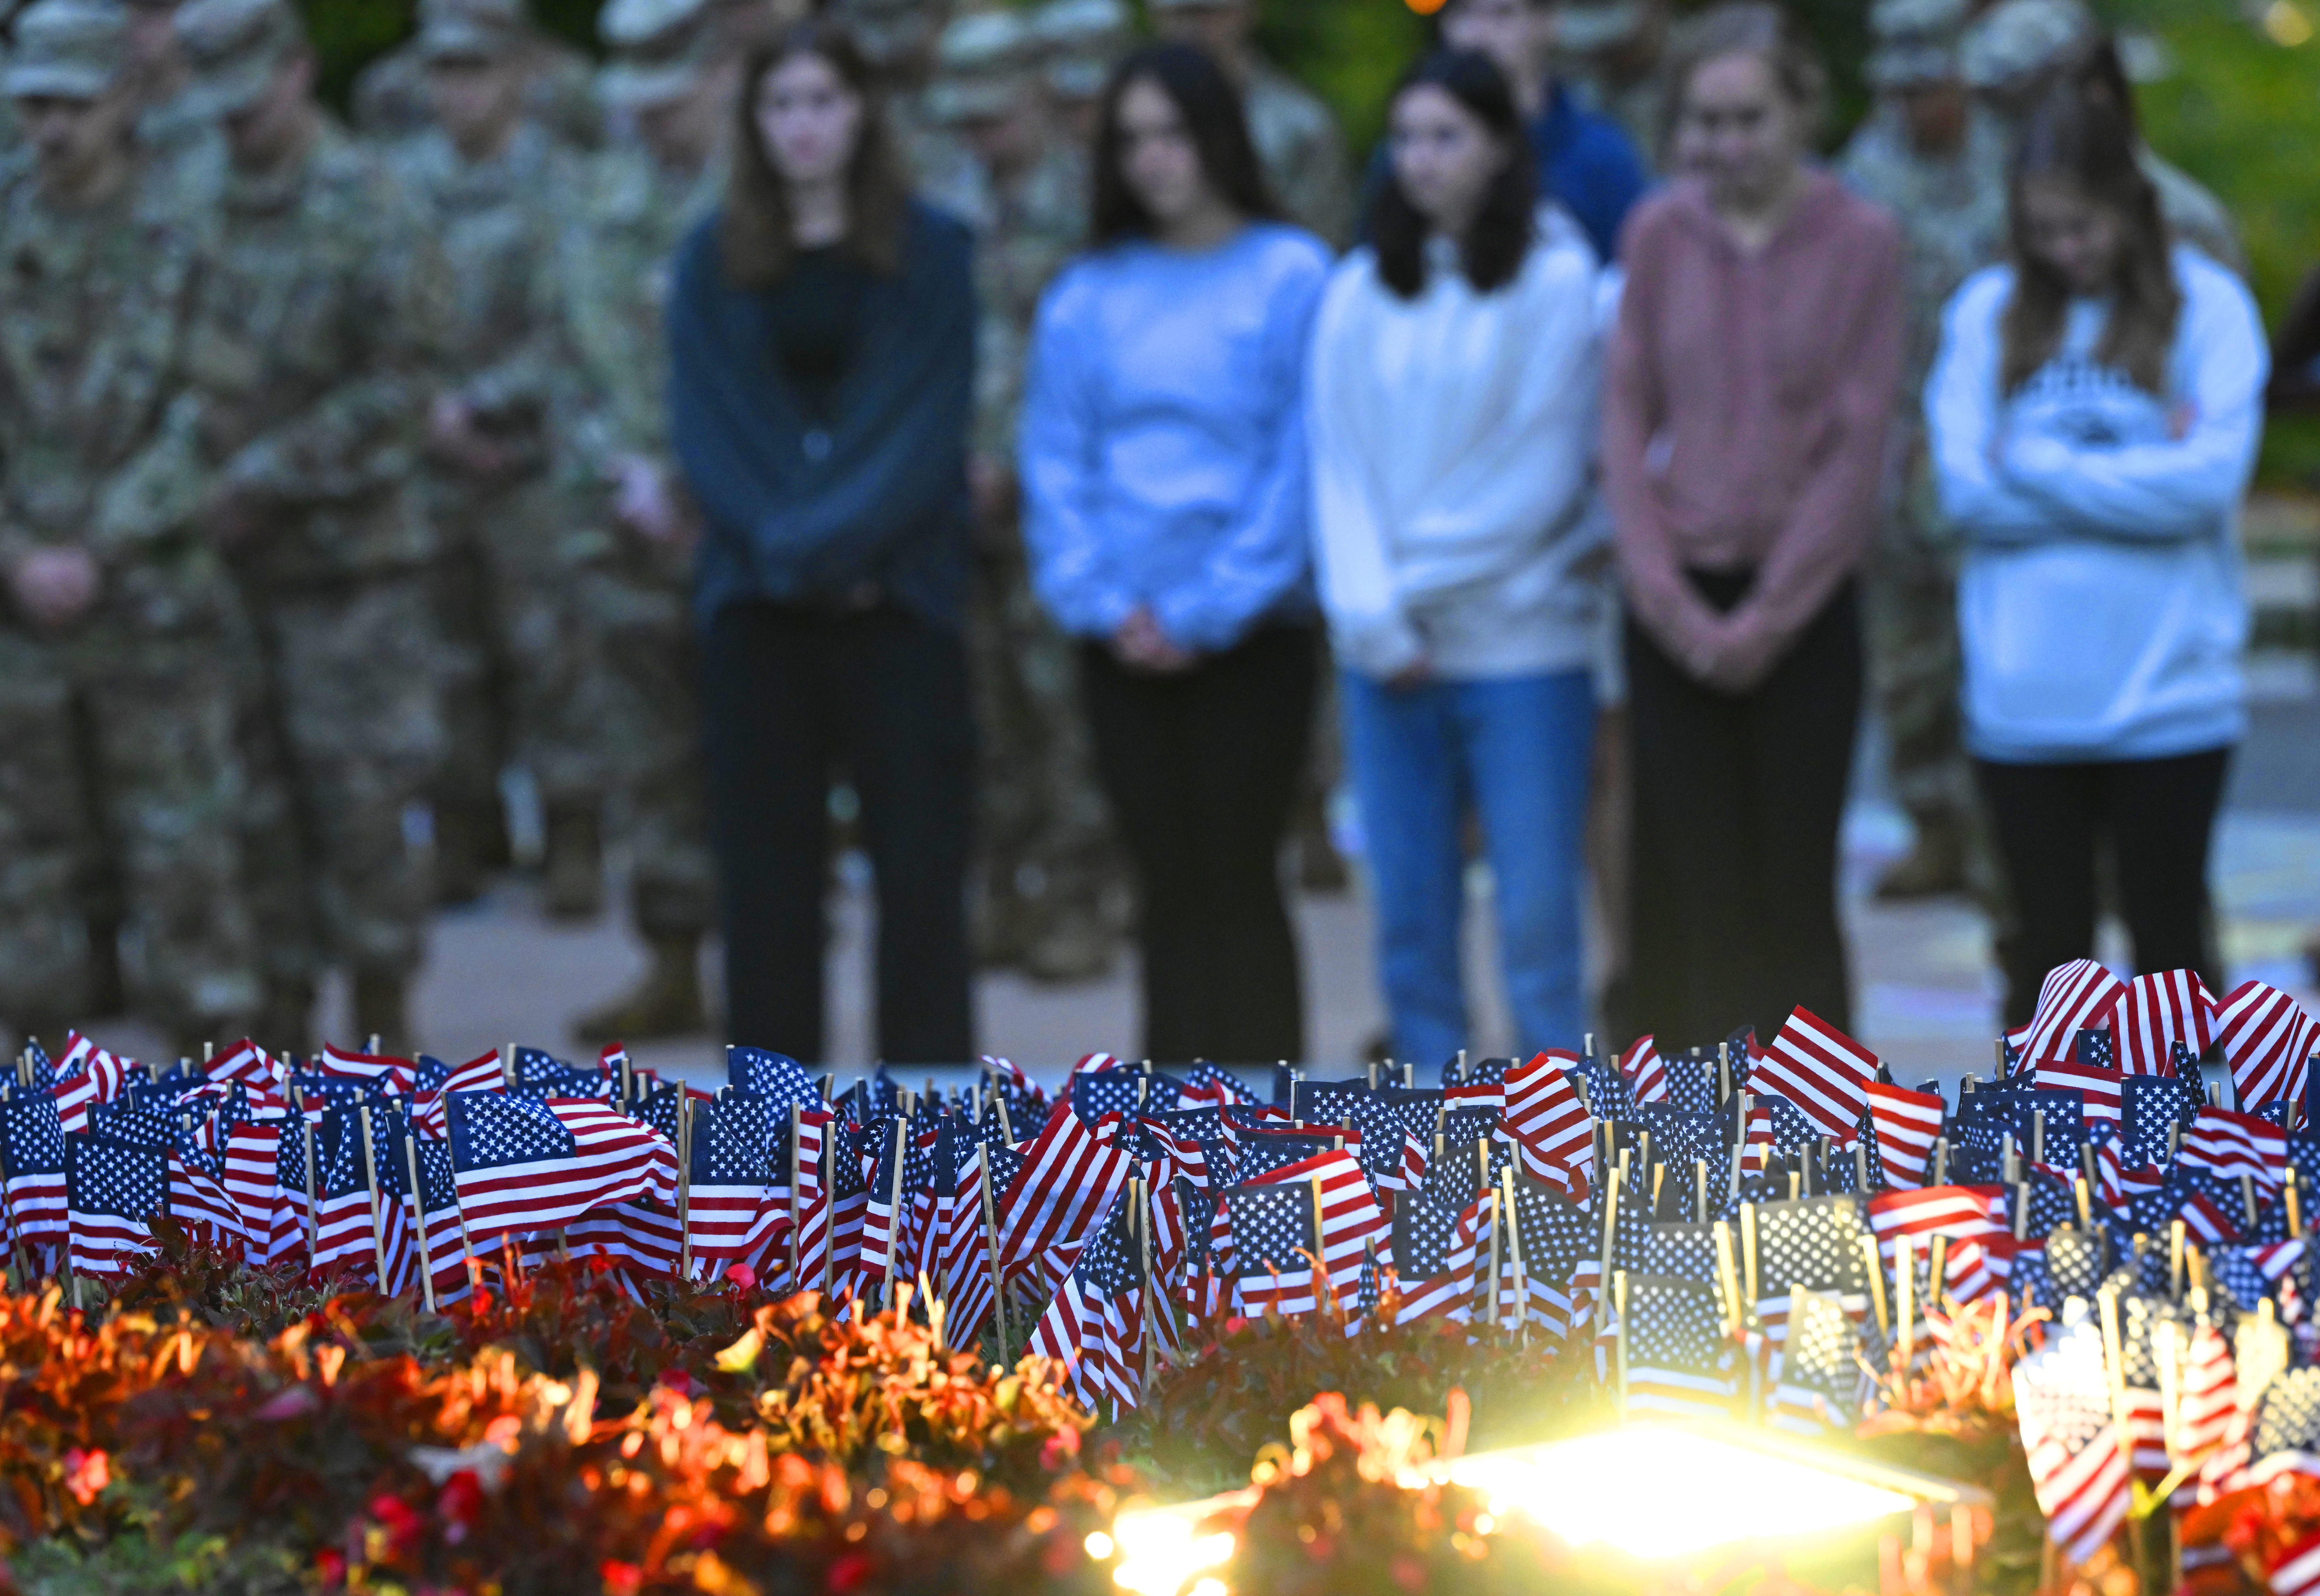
[2026,1426,2131,1566]
[2031,1059,2123,1126]
[1620,1036,1668,1107]
[2271,1535,2320,1596]
[2180,1106,2287,1193]
[997,1100,1131,1276]
[2022,959,2128,1071]
[2116,970,2215,1076]
[1504,1051,1593,1198]
[2217,981,2319,1126]
[1867,1184,2008,1262]
[442,1050,508,1096]
[1867,1082,1945,1188]
[1752,1008,1875,1145]
[1250,1148,1390,1310]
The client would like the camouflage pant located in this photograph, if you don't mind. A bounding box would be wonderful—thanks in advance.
[1867,475,1974,832]
[579,554,715,941]
[0,613,263,1044]
[242,573,446,977]
[965,540,1122,962]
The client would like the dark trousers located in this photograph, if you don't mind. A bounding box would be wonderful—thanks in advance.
[1975,747,2232,1027]
[700,601,974,1063]
[1627,574,1862,1051]
[1079,625,1317,1064]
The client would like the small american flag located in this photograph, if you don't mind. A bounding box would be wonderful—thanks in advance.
[1389,1188,1478,1324]
[1620,1036,1669,1107]
[1027,1187,1145,1411]
[726,1047,819,1107]
[1247,1148,1388,1312]
[52,1036,131,1136]
[996,1100,1131,1278]
[1751,1008,1876,1146]
[446,1093,675,1243]
[1619,1273,1736,1419]
[686,1093,780,1265]
[1504,1050,1593,1196]
[2180,1106,2287,1194]
[2022,960,2129,1071]
[1181,1062,1256,1108]
[67,1132,166,1278]
[2116,969,2216,1076]
[1224,1182,1320,1315]
[2217,981,2319,1126]
[2032,1059,2123,1128]
[1,1090,69,1244]
[1867,1082,1945,1188]
[1867,1184,2009,1265]
[318,1044,414,1098]
[2014,1316,2131,1563]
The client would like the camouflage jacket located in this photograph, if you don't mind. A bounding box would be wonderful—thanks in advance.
[972,142,1087,462]
[179,120,456,584]
[351,34,605,152]
[0,155,238,630]
[1244,59,1353,248]
[389,120,572,464]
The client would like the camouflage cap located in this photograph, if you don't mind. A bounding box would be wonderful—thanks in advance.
[174,0,304,116]
[596,0,712,105]
[1959,0,2094,95]
[1031,0,1127,99]
[597,0,709,51]
[1865,0,1965,87]
[416,0,526,59]
[925,7,1033,123]
[1553,0,1651,55]
[4,0,131,99]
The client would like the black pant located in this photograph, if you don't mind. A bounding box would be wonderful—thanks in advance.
[1079,625,1317,1063]
[1975,747,2232,1027]
[700,601,974,1062]
[1627,574,1862,1051]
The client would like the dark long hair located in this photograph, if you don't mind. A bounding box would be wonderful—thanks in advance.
[1999,40,2179,395]
[722,19,912,287]
[1089,41,1279,247]
[1368,50,1537,298]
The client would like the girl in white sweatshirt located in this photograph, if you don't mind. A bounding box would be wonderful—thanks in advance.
[1308,48,1607,1066]
[1925,55,2267,1026]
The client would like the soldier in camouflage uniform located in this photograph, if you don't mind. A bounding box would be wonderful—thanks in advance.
[0,0,264,1055]
[927,9,1121,981]
[1839,0,2010,901]
[350,0,602,152]
[1960,0,2249,278]
[392,2,621,916]
[1554,0,1672,170]
[1145,0,1353,247]
[1030,0,1128,150]
[536,0,734,1040]
[170,0,457,1053]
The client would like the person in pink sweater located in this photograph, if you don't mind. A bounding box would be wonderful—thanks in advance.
[1601,2,1906,1053]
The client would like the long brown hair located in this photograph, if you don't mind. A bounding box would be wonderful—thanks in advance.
[722,20,912,287]
[1659,2,1826,163]
[2000,42,2180,396]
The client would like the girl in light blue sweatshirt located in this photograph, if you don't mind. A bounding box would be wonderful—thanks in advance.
[1925,53,2267,1027]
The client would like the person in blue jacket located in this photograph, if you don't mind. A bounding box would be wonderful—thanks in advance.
[669,18,979,1063]
[1018,41,1331,1065]
[1925,47,2268,1023]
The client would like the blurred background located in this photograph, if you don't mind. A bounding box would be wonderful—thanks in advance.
[64,0,2320,1086]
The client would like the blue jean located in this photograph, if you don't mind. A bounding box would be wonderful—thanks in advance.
[1341,668,1596,1068]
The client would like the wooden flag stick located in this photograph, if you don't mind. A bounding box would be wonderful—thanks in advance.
[1897,1233,1916,1367]
[1712,1219,1743,1335]
[302,1119,321,1260]
[2031,1108,2045,1168]
[2170,1219,2186,1300]
[1928,1234,1949,1311]
[1855,1139,1869,1192]
[1862,1233,1891,1341]
[2012,1181,2030,1242]
[1138,1176,1158,1383]
[994,1094,1014,1145]
[1695,1158,1709,1224]
[1717,1042,1732,1104]
[356,1105,393,1294]
[676,1098,694,1280]
[2290,1168,2304,1237]
[2241,1173,2260,1233]
[1482,1186,1502,1325]
[1613,1269,1630,1418]
[1595,1163,1621,1339]
[980,1149,1009,1365]
[882,1117,907,1311]
[1499,1165,1527,1344]
[788,1103,804,1292]
[500,1043,515,1090]
[404,1133,437,1313]
[1739,1199,1759,1306]
[1308,1173,1329,1311]
[2076,1176,2094,1232]
[1933,1136,1949,1186]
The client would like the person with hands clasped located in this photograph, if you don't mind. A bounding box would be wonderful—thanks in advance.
[1602,3,1907,1050]
[1926,46,2267,1023]
[1019,41,1331,1065]
[1308,48,1606,1068]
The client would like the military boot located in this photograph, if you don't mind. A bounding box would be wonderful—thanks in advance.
[574,933,706,1042]
[1873,813,1968,901]
[541,800,603,921]
[352,968,412,1058]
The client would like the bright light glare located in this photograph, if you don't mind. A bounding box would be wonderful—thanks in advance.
[1110,1502,1238,1596]
[1084,1531,1115,1560]
[1445,1428,1914,1560]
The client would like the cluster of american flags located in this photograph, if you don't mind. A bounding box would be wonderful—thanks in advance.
[7,959,2320,1558]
